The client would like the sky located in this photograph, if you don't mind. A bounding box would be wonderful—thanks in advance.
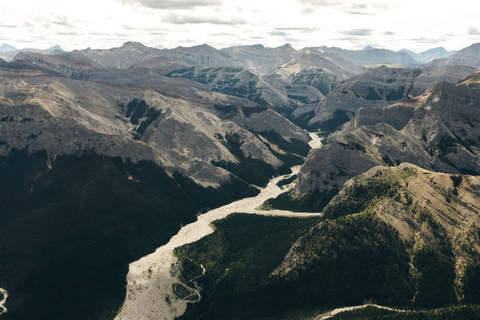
[0,0,479,52]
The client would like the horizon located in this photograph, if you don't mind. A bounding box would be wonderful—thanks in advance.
[0,0,479,53]
[0,40,474,55]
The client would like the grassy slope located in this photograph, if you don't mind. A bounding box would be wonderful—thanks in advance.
[175,214,320,320]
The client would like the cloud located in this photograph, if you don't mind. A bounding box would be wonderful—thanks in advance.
[296,0,338,14]
[56,31,79,36]
[384,31,395,35]
[336,36,360,41]
[52,16,74,27]
[164,14,246,25]
[296,0,336,6]
[119,0,222,9]
[276,27,316,33]
[342,29,372,36]
[469,27,480,35]
[408,37,446,44]
[351,4,367,9]
[269,31,287,36]
[346,11,370,15]
[297,1,390,15]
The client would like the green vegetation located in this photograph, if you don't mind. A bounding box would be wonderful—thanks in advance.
[269,214,415,311]
[262,188,338,212]
[240,167,474,317]
[277,174,297,188]
[175,214,319,320]
[0,149,257,320]
[323,174,402,219]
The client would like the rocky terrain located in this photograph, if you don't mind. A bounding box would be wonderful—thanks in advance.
[165,66,323,114]
[174,164,480,319]
[1,40,480,320]
[272,73,480,211]
[399,47,457,64]
[312,46,420,66]
[292,48,480,132]
[291,66,423,132]
[0,44,64,61]
[0,43,315,320]
[273,164,480,310]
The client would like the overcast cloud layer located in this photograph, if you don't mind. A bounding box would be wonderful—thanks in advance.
[0,0,479,52]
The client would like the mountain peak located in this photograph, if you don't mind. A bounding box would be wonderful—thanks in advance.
[0,43,17,53]
[47,45,64,52]
[276,43,296,52]
[121,41,149,50]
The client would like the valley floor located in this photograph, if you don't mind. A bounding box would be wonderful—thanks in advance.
[115,134,324,320]
[0,288,8,316]
[317,304,407,320]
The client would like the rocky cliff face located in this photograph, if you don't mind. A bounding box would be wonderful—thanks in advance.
[292,62,479,132]
[289,74,480,209]
[353,103,416,130]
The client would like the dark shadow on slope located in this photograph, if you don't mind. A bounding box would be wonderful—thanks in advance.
[0,149,257,320]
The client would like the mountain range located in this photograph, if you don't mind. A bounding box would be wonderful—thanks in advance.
[398,47,457,64]
[1,40,480,320]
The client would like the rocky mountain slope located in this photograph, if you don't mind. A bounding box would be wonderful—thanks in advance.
[0,45,64,61]
[79,42,299,74]
[2,40,480,320]
[165,66,323,115]
[269,72,480,212]
[445,43,480,68]
[291,66,423,132]
[13,50,103,79]
[272,164,480,311]
[79,41,164,69]
[292,60,479,132]
[169,44,235,67]
[0,44,16,53]
[314,46,420,66]
[399,47,457,64]
[0,51,312,319]
[269,50,363,95]
[220,43,298,74]
[175,164,480,319]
